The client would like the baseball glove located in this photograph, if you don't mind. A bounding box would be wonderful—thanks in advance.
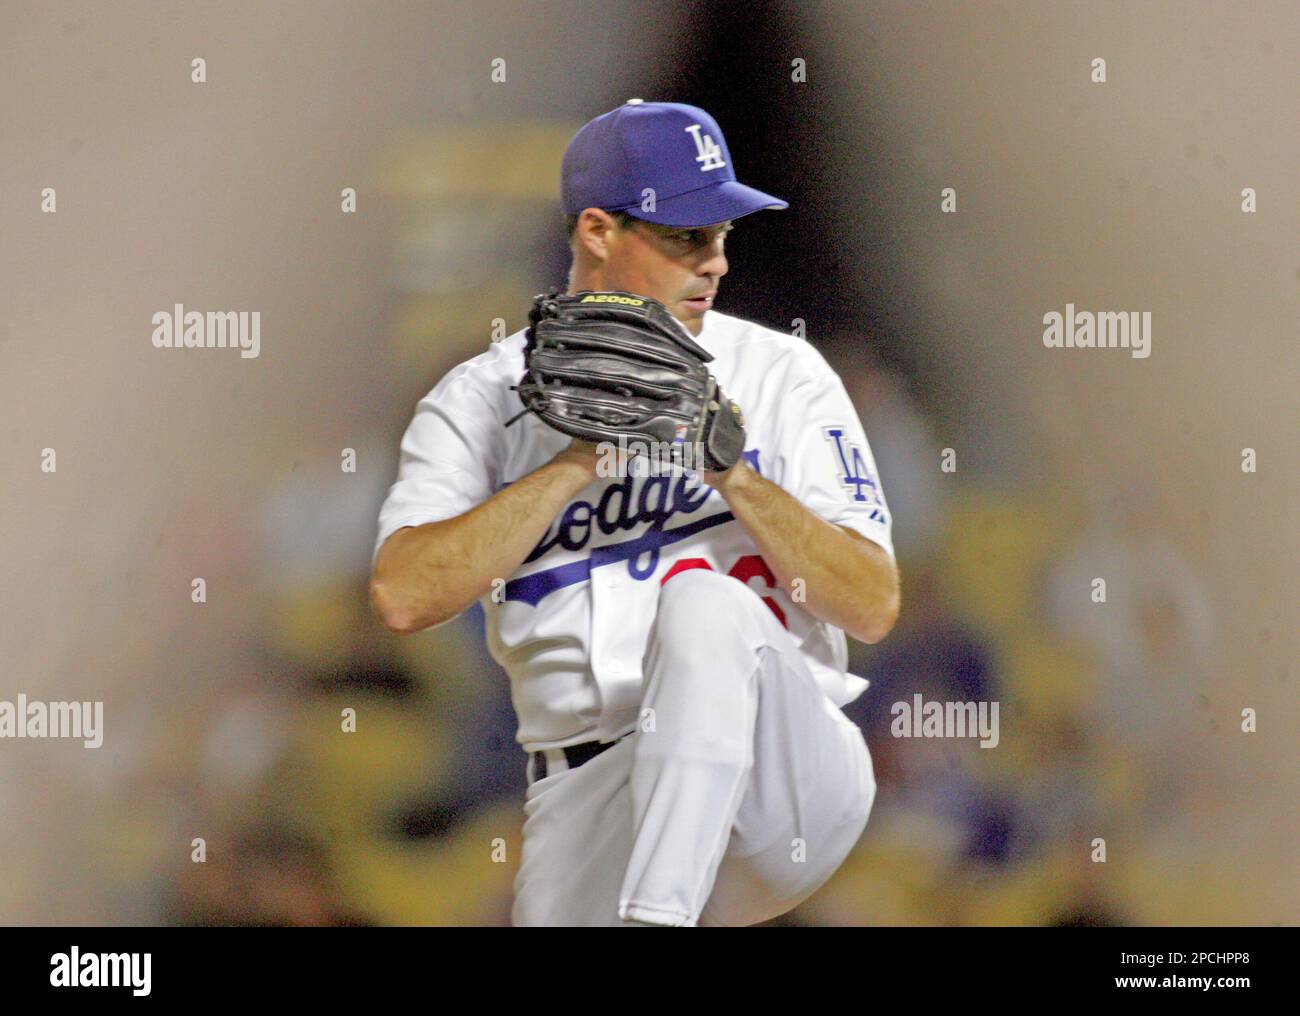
[506,290,746,472]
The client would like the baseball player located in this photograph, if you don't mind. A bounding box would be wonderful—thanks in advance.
[370,100,900,926]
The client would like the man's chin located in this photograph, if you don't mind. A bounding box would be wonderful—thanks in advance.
[677,315,704,336]
[676,302,709,334]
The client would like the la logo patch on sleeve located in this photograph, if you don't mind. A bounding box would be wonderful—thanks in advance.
[823,427,888,524]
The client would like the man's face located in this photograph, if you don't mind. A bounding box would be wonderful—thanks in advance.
[601,217,733,336]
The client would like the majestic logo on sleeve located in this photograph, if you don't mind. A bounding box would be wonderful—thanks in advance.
[823,427,888,525]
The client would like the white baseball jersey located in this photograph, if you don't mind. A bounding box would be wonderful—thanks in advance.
[373,308,895,753]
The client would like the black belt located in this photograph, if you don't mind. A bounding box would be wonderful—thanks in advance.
[530,733,630,783]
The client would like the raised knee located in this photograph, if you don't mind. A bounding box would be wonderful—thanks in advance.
[645,569,783,681]
[656,566,761,623]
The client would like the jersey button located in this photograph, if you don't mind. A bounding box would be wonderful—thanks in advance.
[609,659,624,674]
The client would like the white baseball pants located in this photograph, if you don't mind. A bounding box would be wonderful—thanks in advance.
[511,568,877,927]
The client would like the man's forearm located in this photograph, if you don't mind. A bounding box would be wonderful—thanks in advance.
[370,447,596,634]
[709,462,900,643]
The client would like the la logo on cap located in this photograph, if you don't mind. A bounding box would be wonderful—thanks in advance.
[685,123,726,172]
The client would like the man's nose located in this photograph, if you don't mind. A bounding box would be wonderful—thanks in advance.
[697,240,728,280]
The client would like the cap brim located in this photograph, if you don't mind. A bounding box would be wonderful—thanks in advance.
[619,180,788,228]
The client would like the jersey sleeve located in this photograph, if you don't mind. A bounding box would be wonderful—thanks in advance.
[372,367,500,566]
[775,369,895,560]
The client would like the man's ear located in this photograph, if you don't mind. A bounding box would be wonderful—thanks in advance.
[575,208,618,261]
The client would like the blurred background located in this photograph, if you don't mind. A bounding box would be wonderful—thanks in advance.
[1,0,1295,926]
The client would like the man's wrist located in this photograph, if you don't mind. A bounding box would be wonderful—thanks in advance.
[702,456,754,495]
[552,443,600,484]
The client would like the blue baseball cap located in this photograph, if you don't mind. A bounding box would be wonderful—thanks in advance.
[561,99,788,228]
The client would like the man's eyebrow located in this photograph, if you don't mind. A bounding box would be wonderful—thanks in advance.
[654,222,733,242]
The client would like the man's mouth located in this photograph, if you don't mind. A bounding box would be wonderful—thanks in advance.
[683,292,716,311]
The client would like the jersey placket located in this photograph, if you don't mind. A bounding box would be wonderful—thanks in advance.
[587,542,648,739]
